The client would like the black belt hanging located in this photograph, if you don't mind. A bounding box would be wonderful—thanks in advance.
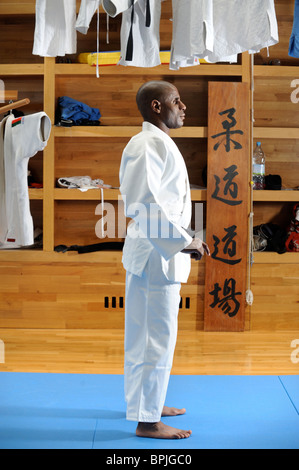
[145,0,151,27]
[125,0,151,61]
[125,0,135,61]
[54,241,124,254]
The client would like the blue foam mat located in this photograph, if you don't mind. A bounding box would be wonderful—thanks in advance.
[279,375,299,414]
[0,372,298,449]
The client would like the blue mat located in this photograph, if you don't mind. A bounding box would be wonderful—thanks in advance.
[0,372,298,449]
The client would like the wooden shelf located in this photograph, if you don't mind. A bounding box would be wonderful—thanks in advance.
[191,189,207,201]
[55,63,244,77]
[28,186,298,206]
[54,125,208,139]
[254,65,299,77]
[0,2,110,15]
[253,190,299,201]
[0,249,123,263]
[0,64,44,76]
[253,251,299,264]
[54,188,207,202]
[0,2,36,15]
[28,188,43,200]
[54,188,120,201]
[253,127,299,139]
[1,248,297,265]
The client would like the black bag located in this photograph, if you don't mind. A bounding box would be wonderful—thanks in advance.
[265,174,282,190]
[253,223,287,254]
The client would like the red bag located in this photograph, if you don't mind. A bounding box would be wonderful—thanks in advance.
[285,203,299,252]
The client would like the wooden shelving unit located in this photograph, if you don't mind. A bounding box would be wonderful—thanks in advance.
[1,59,297,260]
[1,0,298,333]
[1,48,250,255]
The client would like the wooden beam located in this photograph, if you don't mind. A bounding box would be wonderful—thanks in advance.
[43,58,55,252]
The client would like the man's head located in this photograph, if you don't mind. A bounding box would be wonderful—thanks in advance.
[136,81,186,134]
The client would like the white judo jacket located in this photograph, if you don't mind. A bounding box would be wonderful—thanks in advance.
[119,121,193,283]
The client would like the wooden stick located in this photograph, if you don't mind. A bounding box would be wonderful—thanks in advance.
[0,98,30,115]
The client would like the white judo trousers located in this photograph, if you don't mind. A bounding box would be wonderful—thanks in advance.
[124,250,181,422]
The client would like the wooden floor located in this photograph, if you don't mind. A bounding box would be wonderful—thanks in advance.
[0,328,298,375]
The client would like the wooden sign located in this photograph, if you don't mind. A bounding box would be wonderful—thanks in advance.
[204,82,249,331]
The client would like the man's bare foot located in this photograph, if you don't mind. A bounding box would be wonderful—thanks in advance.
[162,406,186,417]
[136,421,192,439]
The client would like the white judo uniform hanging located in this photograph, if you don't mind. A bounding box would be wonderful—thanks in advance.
[170,0,278,69]
[0,116,9,244]
[0,112,51,249]
[33,0,77,57]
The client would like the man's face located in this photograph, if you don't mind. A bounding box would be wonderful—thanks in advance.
[159,86,186,130]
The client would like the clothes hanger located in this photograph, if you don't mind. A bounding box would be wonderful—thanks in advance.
[0,98,30,115]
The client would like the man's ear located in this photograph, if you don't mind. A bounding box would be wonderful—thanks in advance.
[151,99,161,114]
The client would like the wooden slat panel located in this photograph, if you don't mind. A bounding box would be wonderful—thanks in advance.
[254,76,299,128]
[204,82,249,331]
[0,254,296,333]
[251,263,299,330]
[0,260,206,330]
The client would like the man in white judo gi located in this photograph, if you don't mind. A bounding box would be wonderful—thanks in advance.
[119,81,209,439]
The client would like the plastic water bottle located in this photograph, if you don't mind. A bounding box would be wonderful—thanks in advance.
[252,142,265,190]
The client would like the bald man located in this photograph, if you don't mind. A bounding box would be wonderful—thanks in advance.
[119,81,209,439]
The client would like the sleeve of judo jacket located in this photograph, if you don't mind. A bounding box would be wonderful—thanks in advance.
[102,0,138,17]
[119,134,193,262]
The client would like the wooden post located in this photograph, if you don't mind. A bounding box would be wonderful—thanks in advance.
[43,57,55,252]
[204,82,249,331]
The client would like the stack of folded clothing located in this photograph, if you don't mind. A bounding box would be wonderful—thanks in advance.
[55,96,101,127]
